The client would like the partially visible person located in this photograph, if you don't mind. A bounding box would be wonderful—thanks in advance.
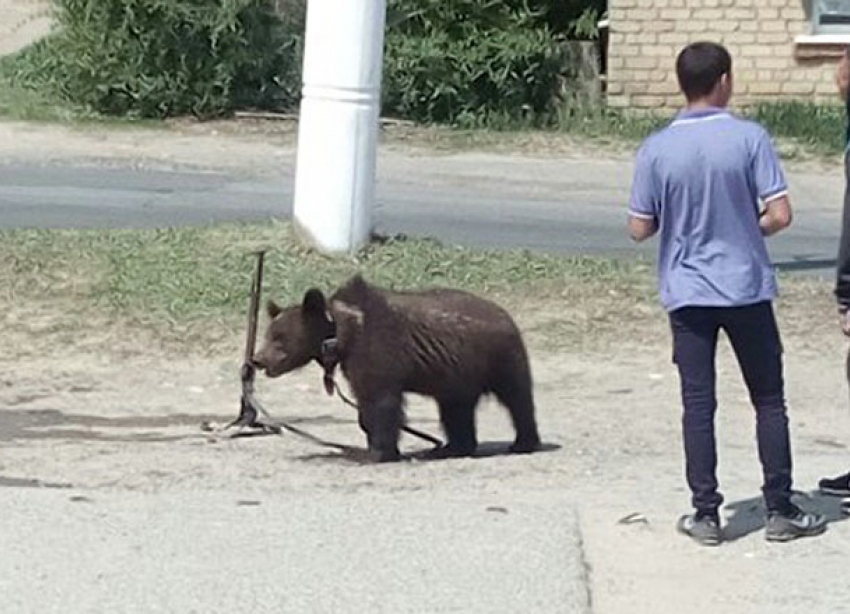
[628,41,827,545]
[818,46,850,498]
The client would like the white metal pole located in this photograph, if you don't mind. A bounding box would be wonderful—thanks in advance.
[291,0,387,255]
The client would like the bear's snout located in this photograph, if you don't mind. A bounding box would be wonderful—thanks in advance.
[252,349,291,378]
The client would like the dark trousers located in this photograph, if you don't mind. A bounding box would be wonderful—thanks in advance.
[836,151,850,309]
[669,301,794,516]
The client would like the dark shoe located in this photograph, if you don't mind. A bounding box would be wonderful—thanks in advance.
[676,513,722,546]
[818,471,850,497]
[765,505,827,542]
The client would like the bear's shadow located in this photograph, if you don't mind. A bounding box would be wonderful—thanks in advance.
[295,440,561,465]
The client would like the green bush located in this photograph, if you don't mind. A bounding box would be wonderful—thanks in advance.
[382,0,566,126]
[3,0,304,119]
[1,0,604,126]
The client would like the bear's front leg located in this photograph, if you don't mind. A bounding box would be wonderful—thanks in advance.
[357,411,374,449]
[360,393,403,463]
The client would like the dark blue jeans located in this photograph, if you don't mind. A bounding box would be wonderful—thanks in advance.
[669,301,794,517]
[836,151,850,309]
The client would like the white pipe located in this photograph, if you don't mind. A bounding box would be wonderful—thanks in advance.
[291,0,387,255]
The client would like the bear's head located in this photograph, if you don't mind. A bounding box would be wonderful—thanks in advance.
[253,288,334,378]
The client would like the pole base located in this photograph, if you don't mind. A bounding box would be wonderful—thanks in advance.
[200,388,282,438]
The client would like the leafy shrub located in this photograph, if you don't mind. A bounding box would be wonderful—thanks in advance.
[4,0,304,119]
[2,0,606,126]
[382,0,566,126]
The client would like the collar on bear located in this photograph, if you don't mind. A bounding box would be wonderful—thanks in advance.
[318,310,341,397]
[317,333,361,412]
[320,334,340,396]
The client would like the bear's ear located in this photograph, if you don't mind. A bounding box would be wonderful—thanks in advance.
[266,299,282,319]
[302,288,327,317]
[349,273,368,290]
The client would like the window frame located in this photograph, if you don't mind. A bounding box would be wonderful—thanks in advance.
[813,0,850,34]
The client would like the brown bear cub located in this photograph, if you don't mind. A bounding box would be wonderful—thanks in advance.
[253,274,541,463]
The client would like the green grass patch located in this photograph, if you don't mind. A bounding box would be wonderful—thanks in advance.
[748,101,847,157]
[0,37,90,123]
[452,101,849,160]
[552,106,671,142]
[547,101,849,158]
[0,78,165,129]
[0,75,88,123]
[0,220,839,359]
[0,39,179,128]
[0,220,655,349]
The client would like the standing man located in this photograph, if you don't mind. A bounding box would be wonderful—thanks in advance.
[628,41,827,545]
[818,46,850,498]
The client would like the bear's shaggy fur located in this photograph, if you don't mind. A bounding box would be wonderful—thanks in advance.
[254,274,541,462]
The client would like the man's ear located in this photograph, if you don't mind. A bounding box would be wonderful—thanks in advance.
[266,299,282,319]
[302,288,327,318]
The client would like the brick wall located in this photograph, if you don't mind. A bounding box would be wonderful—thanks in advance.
[607,0,846,112]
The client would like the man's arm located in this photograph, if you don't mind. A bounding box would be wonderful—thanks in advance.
[752,125,790,238]
[628,215,658,242]
[758,195,792,237]
[627,142,660,242]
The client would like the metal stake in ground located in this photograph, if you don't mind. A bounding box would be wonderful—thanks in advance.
[200,249,280,436]
[230,248,281,433]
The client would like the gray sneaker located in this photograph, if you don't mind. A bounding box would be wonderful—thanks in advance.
[677,513,722,546]
[765,506,827,543]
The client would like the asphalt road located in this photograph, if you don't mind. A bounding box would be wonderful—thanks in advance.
[0,161,843,277]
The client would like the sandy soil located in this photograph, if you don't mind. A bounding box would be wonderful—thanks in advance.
[3,290,850,613]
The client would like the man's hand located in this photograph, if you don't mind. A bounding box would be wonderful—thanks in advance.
[628,215,658,242]
[759,195,793,237]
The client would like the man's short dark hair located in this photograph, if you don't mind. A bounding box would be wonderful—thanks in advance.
[676,42,732,101]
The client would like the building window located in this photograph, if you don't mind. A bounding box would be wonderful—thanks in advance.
[814,0,850,33]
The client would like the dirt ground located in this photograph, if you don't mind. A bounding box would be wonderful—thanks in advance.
[2,107,850,612]
[3,299,850,613]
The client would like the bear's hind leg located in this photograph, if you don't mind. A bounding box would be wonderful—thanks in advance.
[434,395,478,458]
[494,381,541,454]
[360,392,404,463]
